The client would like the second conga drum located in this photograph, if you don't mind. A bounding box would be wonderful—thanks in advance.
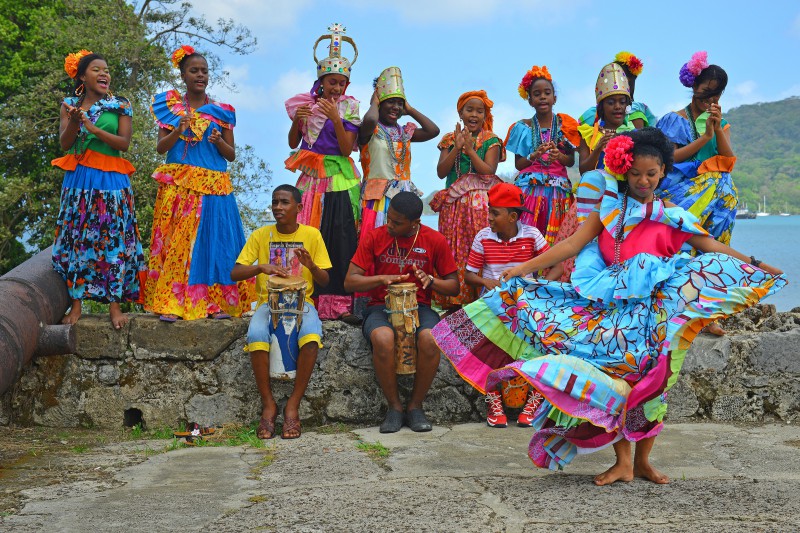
[385,282,419,374]
[266,275,307,380]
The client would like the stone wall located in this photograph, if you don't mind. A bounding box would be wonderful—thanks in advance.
[1,305,798,429]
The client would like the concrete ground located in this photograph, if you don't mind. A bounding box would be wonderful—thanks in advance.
[1,422,799,532]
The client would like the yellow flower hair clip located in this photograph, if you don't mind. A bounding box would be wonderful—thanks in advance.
[171,45,196,69]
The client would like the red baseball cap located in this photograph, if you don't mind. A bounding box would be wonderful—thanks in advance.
[488,182,532,213]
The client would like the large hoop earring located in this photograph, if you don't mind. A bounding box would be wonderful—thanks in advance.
[317,86,324,96]
[105,88,113,100]
[75,84,85,97]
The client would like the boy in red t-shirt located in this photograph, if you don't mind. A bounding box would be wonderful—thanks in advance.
[465,183,561,428]
[345,192,459,433]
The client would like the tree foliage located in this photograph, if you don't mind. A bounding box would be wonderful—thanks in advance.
[0,0,268,274]
[726,97,800,214]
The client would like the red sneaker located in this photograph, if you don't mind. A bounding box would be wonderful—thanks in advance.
[486,390,507,428]
[517,390,544,427]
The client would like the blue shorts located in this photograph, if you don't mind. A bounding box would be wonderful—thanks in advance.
[245,301,323,353]
[361,304,440,346]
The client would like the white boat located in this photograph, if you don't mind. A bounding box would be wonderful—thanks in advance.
[756,196,770,217]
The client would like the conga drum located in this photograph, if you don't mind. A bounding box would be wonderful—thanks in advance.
[385,282,419,374]
[266,275,307,380]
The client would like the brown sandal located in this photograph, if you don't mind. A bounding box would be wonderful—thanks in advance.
[281,414,302,439]
[257,413,277,440]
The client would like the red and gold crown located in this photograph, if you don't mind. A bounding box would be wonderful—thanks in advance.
[313,23,358,79]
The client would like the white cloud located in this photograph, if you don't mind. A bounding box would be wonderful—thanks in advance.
[190,0,311,29]
[348,0,585,24]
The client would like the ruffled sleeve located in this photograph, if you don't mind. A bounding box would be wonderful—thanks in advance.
[437,132,456,151]
[578,106,597,126]
[628,101,657,127]
[199,100,236,129]
[557,113,580,147]
[503,121,531,156]
[150,90,182,130]
[340,96,361,126]
[479,131,507,162]
[574,169,607,223]
[656,112,693,146]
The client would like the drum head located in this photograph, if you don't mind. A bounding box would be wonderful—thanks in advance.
[387,282,417,294]
[268,274,307,290]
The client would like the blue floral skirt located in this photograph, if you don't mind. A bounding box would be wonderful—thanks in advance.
[52,165,145,302]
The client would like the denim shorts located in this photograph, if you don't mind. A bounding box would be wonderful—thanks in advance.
[245,301,323,353]
[361,303,440,345]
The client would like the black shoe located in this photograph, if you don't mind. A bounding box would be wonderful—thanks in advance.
[379,409,404,433]
[406,408,432,432]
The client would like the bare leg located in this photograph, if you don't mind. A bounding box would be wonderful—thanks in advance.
[370,327,402,412]
[407,329,440,411]
[250,350,277,438]
[62,299,82,325]
[282,341,319,438]
[633,436,669,484]
[594,439,634,486]
[109,302,128,329]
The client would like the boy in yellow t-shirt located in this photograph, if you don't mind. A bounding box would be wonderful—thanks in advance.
[231,185,332,440]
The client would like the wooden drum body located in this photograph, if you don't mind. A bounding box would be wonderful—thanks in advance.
[266,275,307,380]
[385,282,419,374]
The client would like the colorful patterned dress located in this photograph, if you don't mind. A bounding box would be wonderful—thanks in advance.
[433,170,785,471]
[430,131,505,309]
[51,96,145,303]
[145,90,255,320]
[504,114,580,245]
[656,110,737,244]
[359,122,420,234]
[284,92,361,319]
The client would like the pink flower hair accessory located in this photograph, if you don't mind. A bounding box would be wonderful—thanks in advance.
[604,135,635,179]
[679,51,709,87]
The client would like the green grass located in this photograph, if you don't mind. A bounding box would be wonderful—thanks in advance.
[314,422,352,435]
[71,445,89,454]
[129,424,144,439]
[356,440,390,459]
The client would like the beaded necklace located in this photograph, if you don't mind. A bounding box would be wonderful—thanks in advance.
[530,113,559,166]
[392,228,420,272]
[377,122,408,177]
[181,92,209,160]
[611,192,629,269]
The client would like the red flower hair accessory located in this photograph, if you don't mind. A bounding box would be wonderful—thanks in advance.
[171,45,196,69]
[64,50,93,79]
[518,65,552,100]
[614,51,643,77]
[604,135,635,179]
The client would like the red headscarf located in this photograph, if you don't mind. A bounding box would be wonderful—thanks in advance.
[457,90,494,132]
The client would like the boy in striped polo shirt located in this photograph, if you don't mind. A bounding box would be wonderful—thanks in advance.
[465,182,562,428]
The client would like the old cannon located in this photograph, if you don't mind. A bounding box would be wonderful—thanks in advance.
[0,247,75,396]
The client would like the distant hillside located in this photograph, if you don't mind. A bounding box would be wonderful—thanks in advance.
[726,97,800,214]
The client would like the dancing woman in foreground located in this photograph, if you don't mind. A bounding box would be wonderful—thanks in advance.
[432,127,785,485]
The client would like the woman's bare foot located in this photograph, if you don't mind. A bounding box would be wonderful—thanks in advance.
[634,461,670,484]
[594,460,634,486]
[703,322,726,336]
[109,303,128,330]
[61,300,82,325]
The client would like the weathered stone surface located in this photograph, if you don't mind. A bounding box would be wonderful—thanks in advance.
[3,310,800,429]
[753,328,800,373]
[127,315,248,361]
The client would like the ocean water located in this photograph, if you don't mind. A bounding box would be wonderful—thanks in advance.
[420,214,797,311]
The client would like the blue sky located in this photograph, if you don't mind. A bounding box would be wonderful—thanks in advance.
[189,0,800,200]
